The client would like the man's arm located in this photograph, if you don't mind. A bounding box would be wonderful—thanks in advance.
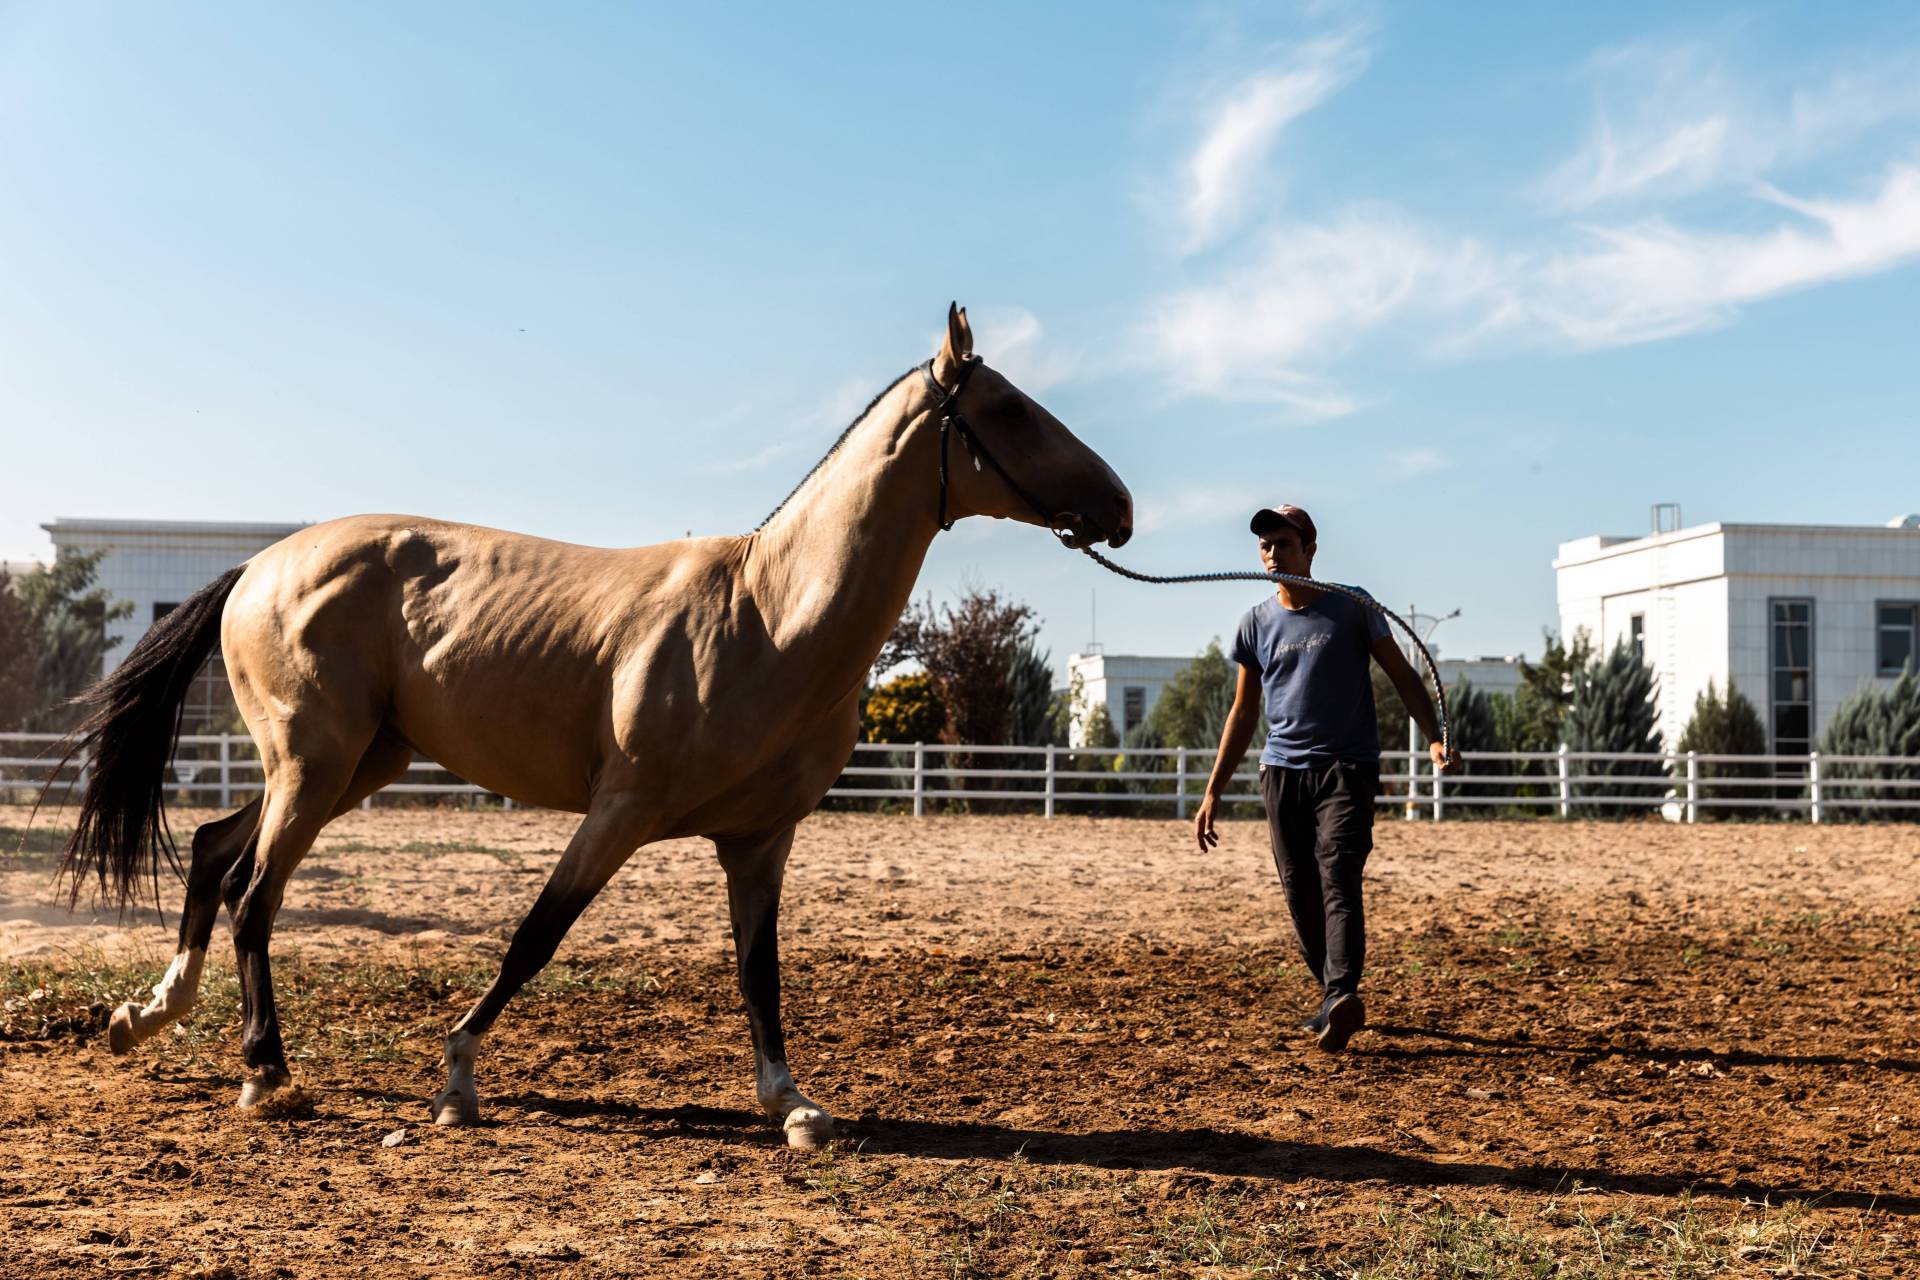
[1371,635,1461,773]
[1193,664,1263,852]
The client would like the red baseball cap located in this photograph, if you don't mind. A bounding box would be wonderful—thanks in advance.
[1249,504,1317,542]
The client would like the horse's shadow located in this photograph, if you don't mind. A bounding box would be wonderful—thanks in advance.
[470,1096,1920,1217]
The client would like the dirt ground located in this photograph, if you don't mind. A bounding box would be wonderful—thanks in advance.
[2,806,1917,1277]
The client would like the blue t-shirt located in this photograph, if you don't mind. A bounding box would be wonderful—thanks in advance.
[1230,586,1391,768]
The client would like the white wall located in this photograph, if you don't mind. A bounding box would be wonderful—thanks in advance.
[1065,652,1189,745]
[43,520,305,669]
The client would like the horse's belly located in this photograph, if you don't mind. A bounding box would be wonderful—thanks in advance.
[389,681,601,813]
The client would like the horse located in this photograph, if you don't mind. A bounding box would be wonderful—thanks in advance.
[54,304,1133,1148]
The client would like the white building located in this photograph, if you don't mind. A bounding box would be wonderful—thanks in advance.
[1064,650,1186,745]
[1066,647,1520,747]
[1554,513,1920,754]
[1437,656,1523,699]
[43,518,307,729]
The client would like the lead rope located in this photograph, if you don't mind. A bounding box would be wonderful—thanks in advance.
[1075,545,1451,756]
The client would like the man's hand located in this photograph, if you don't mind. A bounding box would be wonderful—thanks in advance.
[1430,741,1463,775]
[1193,793,1221,853]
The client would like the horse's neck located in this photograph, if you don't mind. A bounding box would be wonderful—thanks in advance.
[747,379,943,693]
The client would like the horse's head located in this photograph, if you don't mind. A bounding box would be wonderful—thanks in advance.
[927,303,1132,549]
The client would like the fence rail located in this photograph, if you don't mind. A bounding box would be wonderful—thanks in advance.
[3,733,1916,822]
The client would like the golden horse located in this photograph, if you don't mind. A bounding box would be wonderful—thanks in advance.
[56,305,1132,1148]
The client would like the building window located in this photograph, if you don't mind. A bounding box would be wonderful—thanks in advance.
[1879,602,1918,676]
[1770,598,1814,757]
[1629,613,1645,662]
[1122,686,1146,735]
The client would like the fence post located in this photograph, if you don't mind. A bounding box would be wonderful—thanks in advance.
[1557,744,1570,819]
[1174,748,1188,820]
[219,735,232,811]
[1044,744,1056,819]
[1685,750,1697,824]
[1431,756,1444,822]
[912,742,925,818]
[1809,750,1822,825]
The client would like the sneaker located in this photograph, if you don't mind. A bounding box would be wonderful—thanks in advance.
[1316,993,1365,1053]
[1298,1008,1328,1037]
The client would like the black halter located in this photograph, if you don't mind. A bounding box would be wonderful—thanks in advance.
[919,356,1072,541]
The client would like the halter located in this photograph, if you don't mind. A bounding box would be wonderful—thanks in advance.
[920,356,1079,544]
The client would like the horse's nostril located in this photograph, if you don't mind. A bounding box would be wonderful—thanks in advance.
[1109,523,1132,549]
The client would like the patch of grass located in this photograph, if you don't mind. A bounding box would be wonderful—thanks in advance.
[1128,1188,1299,1271]
[0,821,73,866]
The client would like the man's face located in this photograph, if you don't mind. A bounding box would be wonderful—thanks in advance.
[1258,526,1315,579]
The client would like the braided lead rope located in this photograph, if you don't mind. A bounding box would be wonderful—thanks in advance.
[1076,545,1451,756]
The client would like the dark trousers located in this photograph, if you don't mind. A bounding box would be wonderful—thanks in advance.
[1260,760,1378,1000]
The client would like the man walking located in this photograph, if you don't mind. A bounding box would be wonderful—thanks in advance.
[1193,504,1457,1052]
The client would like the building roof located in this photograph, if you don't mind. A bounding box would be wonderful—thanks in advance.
[1555,518,1920,569]
[43,517,309,540]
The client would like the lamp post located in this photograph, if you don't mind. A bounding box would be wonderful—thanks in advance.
[1402,606,1460,820]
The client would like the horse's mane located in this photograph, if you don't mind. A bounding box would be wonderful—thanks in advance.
[752,366,918,532]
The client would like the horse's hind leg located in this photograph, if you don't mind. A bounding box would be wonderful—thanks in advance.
[716,826,832,1149]
[432,793,653,1126]
[107,800,261,1054]
[223,734,411,1109]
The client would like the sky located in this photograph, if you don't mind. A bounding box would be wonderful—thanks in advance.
[3,1,1918,673]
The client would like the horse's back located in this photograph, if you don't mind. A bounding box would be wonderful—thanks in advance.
[221,515,752,809]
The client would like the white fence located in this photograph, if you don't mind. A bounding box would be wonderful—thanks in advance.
[4,733,1917,823]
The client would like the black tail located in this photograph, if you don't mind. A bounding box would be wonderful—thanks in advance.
[48,565,246,910]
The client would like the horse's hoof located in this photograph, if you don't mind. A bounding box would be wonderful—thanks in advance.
[431,1089,480,1127]
[783,1106,834,1150]
[107,1003,141,1055]
[238,1078,310,1119]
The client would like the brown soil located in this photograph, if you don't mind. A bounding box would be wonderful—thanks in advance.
[3,808,1917,1277]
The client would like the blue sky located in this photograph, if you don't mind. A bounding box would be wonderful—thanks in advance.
[4,2,1918,671]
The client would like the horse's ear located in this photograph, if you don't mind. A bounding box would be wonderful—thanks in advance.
[937,301,974,375]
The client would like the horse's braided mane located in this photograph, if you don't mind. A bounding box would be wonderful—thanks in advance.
[752,366,917,533]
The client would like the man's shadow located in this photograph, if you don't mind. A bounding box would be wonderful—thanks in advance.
[1368,1023,1920,1074]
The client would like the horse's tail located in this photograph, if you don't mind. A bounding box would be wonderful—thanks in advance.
[49,565,246,910]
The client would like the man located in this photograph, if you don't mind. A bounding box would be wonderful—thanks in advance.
[1193,504,1458,1053]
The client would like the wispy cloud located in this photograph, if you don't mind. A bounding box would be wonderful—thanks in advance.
[1537,44,1920,211]
[968,306,1083,394]
[1516,164,1920,347]
[1388,447,1452,479]
[1179,35,1369,252]
[701,374,879,475]
[1133,485,1269,537]
[1148,208,1490,414]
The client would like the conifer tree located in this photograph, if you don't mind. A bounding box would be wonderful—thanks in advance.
[1564,640,1663,816]
[1820,667,1920,820]
[1674,679,1769,817]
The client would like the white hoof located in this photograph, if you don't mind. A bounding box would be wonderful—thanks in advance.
[107,1002,142,1055]
[431,1087,480,1126]
[236,1073,306,1117]
[783,1105,834,1150]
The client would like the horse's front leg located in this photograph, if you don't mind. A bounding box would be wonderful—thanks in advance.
[715,827,832,1149]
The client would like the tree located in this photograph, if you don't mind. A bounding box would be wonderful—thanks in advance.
[1564,640,1664,816]
[1508,627,1594,751]
[15,548,133,732]
[1007,636,1057,747]
[1439,676,1503,812]
[1820,666,1920,821]
[0,569,39,731]
[863,672,945,744]
[1143,640,1239,750]
[1674,679,1768,817]
[877,588,1037,748]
